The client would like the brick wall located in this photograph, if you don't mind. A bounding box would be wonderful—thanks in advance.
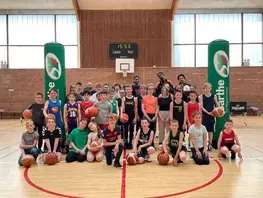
[0,67,262,112]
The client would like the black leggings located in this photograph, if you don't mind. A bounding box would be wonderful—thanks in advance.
[104,144,123,165]
[66,151,86,163]
[34,123,43,150]
[191,147,210,165]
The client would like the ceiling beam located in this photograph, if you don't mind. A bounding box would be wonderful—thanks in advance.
[72,0,80,21]
[170,0,179,20]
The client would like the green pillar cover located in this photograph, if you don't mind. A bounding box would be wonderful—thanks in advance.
[208,39,230,144]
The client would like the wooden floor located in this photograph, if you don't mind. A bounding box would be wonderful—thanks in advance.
[0,116,263,198]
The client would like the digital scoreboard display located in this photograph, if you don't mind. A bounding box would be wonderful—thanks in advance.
[109,43,138,59]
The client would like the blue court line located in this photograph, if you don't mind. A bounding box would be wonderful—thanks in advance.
[0,141,20,151]
[0,149,20,160]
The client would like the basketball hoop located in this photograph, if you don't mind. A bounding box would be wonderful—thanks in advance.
[122,70,128,77]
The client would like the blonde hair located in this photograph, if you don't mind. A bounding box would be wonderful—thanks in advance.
[161,86,169,95]
[203,82,212,89]
[25,120,34,127]
[147,83,154,89]
[107,113,119,121]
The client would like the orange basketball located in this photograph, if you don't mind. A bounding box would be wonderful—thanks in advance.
[157,152,169,165]
[85,106,99,118]
[45,153,58,165]
[91,141,101,147]
[21,154,35,168]
[120,113,129,123]
[46,113,56,122]
[212,107,225,118]
[126,152,138,165]
[22,109,32,120]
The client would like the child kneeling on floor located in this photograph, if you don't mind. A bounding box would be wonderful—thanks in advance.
[86,121,104,162]
[217,119,243,161]
[65,119,89,163]
[103,113,123,168]
[132,118,155,163]
[189,112,210,165]
[159,119,187,166]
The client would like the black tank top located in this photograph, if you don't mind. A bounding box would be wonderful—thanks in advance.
[173,100,184,124]
[202,94,215,113]
[138,128,151,146]
[168,130,181,154]
[124,96,135,118]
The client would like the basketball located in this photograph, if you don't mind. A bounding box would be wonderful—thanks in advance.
[91,141,101,147]
[22,109,32,120]
[212,107,225,117]
[85,106,99,118]
[21,154,35,168]
[46,113,56,122]
[120,113,129,123]
[157,152,170,165]
[126,152,138,165]
[45,153,58,165]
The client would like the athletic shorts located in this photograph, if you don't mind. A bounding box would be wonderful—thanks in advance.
[170,146,187,158]
[221,143,235,150]
[137,145,151,158]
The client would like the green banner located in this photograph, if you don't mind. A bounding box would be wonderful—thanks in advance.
[44,42,66,149]
[208,40,230,146]
[44,42,66,106]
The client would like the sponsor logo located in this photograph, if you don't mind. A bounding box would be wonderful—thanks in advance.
[45,53,61,80]
[214,50,229,78]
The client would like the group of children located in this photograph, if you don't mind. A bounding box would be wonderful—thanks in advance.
[19,79,243,168]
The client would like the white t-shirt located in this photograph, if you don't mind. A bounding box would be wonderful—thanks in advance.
[88,132,103,143]
[188,124,208,148]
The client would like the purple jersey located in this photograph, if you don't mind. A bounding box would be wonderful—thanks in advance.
[67,102,78,134]
[67,102,78,119]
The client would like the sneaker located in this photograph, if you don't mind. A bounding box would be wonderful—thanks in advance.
[178,159,184,164]
[208,146,213,152]
[187,147,191,152]
[114,161,122,168]
[145,155,152,162]
[221,154,227,159]
[231,151,236,160]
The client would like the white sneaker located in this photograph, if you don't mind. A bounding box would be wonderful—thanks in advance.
[145,155,152,162]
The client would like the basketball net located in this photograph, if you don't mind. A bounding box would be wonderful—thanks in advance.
[122,70,128,77]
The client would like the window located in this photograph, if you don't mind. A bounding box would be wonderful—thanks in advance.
[9,46,44,68]
[65,46,78,68]
[243,44,262,66]
[173,12,263,67]
[174,45,194,67]
[243,14,262,43]
[4,14,78,68]
[196,14,241,44]
[0,46,7,63]
[56,15,78,45]
[174,14,194,44]
[9,15,55,45]
[0,15,7,45]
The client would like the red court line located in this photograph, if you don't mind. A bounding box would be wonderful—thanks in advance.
[24,168,83,198]
[150,160,224,198]
[121,149,127,198]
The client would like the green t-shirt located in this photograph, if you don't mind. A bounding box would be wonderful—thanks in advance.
[69,128,89,153]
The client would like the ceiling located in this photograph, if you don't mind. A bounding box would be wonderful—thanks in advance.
[0,0,262,10]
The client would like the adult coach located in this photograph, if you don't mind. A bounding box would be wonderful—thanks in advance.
[132,76,141,97]
[155,72,173,97]
[177,74,191,102]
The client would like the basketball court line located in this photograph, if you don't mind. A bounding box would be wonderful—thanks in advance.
[245,145,263,153]
[0,141,20,151]
[0,148,20,160]
[121,149,127,198]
